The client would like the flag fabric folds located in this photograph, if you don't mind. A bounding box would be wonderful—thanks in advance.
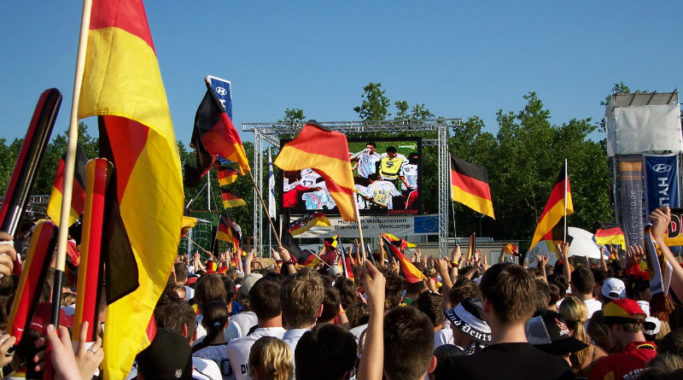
[594,225,626,249]
[217,214,241,252]
[77,1,184,378]
[46,144,87,227]
[382,233,417,250]
[450,156,495,219]
[186,79,250,187]
[529,163,573,252]
[274,121,357,221]
[288,212,331,236]
[215,163,238,187]
[381,233,425,284]
[221,189,246,208]
[216,215,234,243]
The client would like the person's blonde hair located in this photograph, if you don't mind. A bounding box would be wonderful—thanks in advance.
[248,337,293,380]
[559,296,590,371]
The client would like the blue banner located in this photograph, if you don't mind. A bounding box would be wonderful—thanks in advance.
[645,154,679,215]
[206,75,233,119]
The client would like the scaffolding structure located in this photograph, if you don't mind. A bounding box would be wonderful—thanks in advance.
[242,118,460,257]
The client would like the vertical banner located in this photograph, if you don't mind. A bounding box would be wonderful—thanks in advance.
[206,75,233,119]
[644,154,680,215]
[618,155,644,246]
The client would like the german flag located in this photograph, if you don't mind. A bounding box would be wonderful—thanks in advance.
[339,248,355,280]
[301,251,322,268]
[382,233,417,250]
[185,79,250,187]
[46,144,87,227]
[529,163,573,252]
[215,163,238,187]
[77,1,184,378]
[221,189,246,208]
[450,156,495,219]
[274,121,357,221]
[180,216,198,238]
[594,225,626,249]
[216,215,233,243]
[381,233,425,284]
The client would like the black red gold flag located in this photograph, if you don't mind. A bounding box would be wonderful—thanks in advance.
[450,156,495,219]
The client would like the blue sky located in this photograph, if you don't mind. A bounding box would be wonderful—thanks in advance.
[1,1,681,145]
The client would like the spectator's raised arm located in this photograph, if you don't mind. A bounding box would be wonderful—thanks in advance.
[649,206,683,303]
[357,260,385,380]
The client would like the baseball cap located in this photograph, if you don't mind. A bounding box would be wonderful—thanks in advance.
[526,311,588,355]
[327,265,343,278]
[444,298,491,344]
[136,328,192,380]
[239,273,263,297]
[601,278,626,300]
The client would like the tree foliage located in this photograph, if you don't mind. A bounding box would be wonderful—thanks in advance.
[354,82,391,121]
[279,108,306,124]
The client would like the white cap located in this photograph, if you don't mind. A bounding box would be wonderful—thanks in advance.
[601,278,626,300]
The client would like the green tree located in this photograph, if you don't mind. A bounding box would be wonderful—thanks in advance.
[32,122,99,196]
[480,92,611,242]
[354,82,391,121]
[279,108,306,124]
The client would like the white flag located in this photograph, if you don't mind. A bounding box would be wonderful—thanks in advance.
[268,148,276,219]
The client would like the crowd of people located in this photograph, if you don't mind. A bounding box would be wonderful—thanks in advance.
[0,207,682,379]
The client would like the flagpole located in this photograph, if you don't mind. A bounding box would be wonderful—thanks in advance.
[564,158,568,244]
[53,0,93,327]
[246,170,283,248]
[207,167,211,211]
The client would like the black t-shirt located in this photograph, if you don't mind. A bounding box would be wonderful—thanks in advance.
[433,343,575,380]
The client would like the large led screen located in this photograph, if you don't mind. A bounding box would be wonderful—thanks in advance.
[280,137,422,216]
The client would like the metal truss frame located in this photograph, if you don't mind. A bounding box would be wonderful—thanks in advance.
[242,118,460,257]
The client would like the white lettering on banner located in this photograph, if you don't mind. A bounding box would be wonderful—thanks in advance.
[658,177,671,206]
[295,215,439,238]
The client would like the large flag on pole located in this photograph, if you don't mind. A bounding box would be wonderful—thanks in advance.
[450,155,495,219]
[268,147,276,219]
[77,1,184,378]
[274,121,357,221]
[529,162,573,252]
[46,144,88,227]
[185,78,250,187]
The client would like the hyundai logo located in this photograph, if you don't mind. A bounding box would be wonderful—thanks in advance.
[653,163,672,173]
[215,87,227,96]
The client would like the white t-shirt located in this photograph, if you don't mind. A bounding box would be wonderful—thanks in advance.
[583,298,603,320]
[367,180,400,209]
[399,163,418,191]
[227,327,286,380]
[434,325,453,348]
[193,356,223,380]
[224,311,258,342]
[185,285,195,302]
[353,150,382,178]
[193,344,233,380]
